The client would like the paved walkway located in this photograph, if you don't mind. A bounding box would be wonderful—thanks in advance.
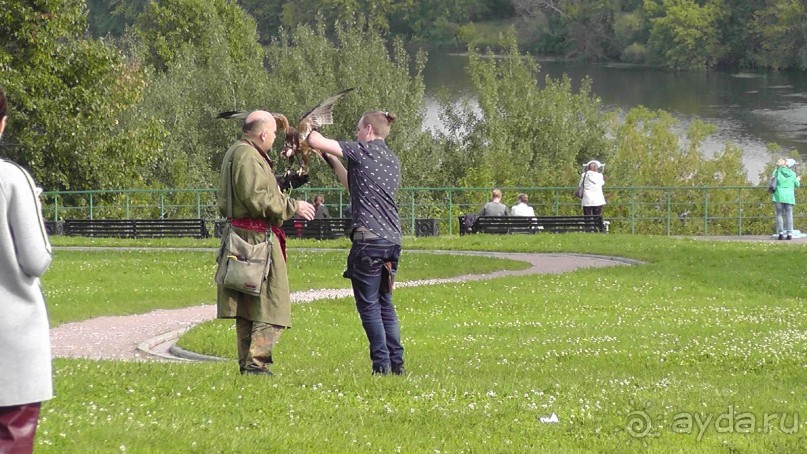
[49,251,640,362]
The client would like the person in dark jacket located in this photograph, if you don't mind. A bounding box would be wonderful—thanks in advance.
[308,110,406,375]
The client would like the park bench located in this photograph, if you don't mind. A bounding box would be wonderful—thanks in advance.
[532,215,607,233]
[62,218,209,238]
[281,218,351,240]
[471,215,540,234]
[458,214,607,234]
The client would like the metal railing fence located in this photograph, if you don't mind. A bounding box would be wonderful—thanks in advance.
[41,186,792,237]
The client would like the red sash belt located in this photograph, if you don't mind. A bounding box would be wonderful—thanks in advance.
[230,218,267,232]
[229,218,287,261]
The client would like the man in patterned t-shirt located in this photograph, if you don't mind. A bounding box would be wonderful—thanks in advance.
[307,110,405,375]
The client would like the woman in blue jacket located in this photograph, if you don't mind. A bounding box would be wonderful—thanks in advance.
[772,158,801,240]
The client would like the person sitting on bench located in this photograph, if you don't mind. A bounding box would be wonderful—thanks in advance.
[478,189,508,217]
[510,193,535,217]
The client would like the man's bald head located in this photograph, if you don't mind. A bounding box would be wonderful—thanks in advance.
[243,110,275,134]
[242,110,277,153]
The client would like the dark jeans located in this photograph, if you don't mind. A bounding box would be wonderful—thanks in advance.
[346,237,404,372]
[583,205,603,216]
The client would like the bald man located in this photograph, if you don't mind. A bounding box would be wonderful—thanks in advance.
[216,111,315,376]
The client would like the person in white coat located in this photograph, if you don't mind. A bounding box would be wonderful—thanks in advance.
[510,193,536,216]
[580,161,606,216]
[0,86,53,453]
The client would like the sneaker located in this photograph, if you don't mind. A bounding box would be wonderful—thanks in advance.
[787,235,793,240]
[778,234,784,240]
[391,366,406,376]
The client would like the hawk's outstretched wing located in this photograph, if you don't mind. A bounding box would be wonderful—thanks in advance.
[298,88,355,129]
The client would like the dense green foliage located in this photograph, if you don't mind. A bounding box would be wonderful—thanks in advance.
[261,18,437,188]
[83,0,807,70]
[0,0,164,191]
[0,0,796,200]
[438,35,613,191]
[128,0,270,189]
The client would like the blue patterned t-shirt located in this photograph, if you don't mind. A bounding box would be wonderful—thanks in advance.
[338,139,402,245]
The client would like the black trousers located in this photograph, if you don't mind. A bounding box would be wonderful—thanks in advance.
[583,205,603,216]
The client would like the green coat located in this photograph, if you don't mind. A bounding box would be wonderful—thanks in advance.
[216,138,298,326]
[771,166,800,205]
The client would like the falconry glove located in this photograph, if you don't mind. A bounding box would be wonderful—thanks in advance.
[276,172,310,191]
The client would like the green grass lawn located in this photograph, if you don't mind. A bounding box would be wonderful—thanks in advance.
[39,235,807,452]
[45,239,527,326]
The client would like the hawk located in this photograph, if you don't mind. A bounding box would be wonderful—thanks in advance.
[216,88,354,175]
[278,87,354,175]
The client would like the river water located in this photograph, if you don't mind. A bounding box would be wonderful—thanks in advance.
[423,54,807,182]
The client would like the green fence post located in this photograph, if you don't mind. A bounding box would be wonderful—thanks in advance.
[196,190,201,218]
[54,194,59,221]
[630,189,636,234]
[666,190,671,236]
[703,189,709,235]
[448,190,453,236]
[737,188,743,236]
[410,190,415,235]
[553,189,559,215]
[89,193,94,220]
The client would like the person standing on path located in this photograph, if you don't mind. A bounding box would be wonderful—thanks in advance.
[307,110,406,375]
[771,157,801,240]
[580,161,606,216]
[216,111,315,376]
[0,85,54,452]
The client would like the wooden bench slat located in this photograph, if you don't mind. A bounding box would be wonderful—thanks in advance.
[63,219,208,238]
[459,215,606,234]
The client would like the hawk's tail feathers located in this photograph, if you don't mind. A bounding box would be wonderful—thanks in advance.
[215,111,248,120]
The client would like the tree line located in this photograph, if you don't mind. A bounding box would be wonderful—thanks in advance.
[0,0,778,210]
[85,0,807,71]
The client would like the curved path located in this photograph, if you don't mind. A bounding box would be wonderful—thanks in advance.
[50,251,639,362]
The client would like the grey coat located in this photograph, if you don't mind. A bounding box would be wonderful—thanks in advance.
[0,159,53,406]
[478,201,509,217]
